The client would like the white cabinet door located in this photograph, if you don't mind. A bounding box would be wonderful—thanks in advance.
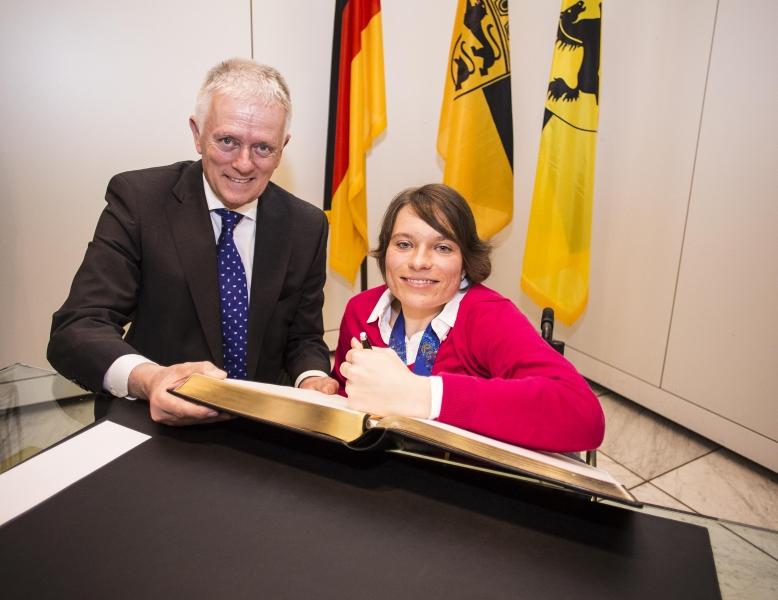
[662,0,778,441]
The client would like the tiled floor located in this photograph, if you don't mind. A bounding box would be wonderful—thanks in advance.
[590,381,778,598]
[589,380,778,577]
[589,380,778,532]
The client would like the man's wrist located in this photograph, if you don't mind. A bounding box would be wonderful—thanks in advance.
[294,370,329,388]
[104,354,157,398]
[127,362,162,399]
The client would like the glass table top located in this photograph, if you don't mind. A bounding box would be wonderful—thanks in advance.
[1,363,776,598]
[0,363,95,472]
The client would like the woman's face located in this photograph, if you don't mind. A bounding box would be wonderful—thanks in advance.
[384,206,464,320]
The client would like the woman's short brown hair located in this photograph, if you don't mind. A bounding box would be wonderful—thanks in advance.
[371,184,492,284]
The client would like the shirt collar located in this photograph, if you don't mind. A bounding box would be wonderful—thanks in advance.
[367,286,467,344]
[202,174,258,221]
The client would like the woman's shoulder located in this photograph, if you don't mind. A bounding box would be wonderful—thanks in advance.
[344,285,388,313]
[461,283,513,306]
[459,284,530,326]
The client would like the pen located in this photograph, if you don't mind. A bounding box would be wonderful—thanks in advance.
[359,331,372,349]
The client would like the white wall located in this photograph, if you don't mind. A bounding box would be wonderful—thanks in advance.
[0,0,250,368]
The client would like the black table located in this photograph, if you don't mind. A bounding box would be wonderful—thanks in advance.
[0,396,721,599]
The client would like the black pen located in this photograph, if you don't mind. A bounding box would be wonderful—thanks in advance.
[359,331,372,349]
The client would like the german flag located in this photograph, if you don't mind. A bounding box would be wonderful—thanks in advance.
[324,0,387,285]
[438,0,513,240]
[521,0,602,325]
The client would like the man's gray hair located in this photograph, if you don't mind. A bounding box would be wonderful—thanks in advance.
[194,58,292,133]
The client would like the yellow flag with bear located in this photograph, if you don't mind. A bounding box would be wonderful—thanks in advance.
[521,0,602,325]
[438,0,513,239]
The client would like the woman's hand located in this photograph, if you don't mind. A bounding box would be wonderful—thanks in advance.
[339,337,431,418]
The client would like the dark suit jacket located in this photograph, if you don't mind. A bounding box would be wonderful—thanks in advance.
[48,160,331,393]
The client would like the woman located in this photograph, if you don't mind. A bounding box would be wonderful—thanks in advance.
[334,184,604,453]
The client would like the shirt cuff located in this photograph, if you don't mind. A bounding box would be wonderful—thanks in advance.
[294,370,330,388]
[103,354,157,399]
[428,375,443,420]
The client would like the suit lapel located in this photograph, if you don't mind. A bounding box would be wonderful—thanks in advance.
[166,161,223,366]
[246,183,293,378]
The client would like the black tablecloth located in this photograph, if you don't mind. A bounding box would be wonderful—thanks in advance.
[0,397,720,599]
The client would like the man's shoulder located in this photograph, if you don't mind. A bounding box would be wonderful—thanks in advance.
[111,160,198,187]
[263,181,326,223]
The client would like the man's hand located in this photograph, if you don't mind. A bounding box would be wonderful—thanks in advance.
[339,337,431,418]
[299,375,339,395]
[128,361,232,426]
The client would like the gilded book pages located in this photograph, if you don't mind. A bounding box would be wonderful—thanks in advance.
[375,416,634,503]
[172,374,638,506]
[173,374,368,444]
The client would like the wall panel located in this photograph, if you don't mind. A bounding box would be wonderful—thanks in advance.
[516,0,719,385]
[662,0,778,441]
[0,0,250,368]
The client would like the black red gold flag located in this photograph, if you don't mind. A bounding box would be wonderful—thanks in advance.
[324,0,387,285]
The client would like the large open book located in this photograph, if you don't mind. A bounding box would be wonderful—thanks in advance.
[172,374,638,506]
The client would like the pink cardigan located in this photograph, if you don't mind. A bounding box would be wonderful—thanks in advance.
[332,284,604,452]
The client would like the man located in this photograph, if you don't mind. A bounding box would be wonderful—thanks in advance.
[48,58,338,426]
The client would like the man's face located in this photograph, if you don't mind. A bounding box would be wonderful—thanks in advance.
[190,93,289,209]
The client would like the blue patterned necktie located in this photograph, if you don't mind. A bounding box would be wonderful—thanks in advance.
[214,209,249,380]
[388,311,441,376]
